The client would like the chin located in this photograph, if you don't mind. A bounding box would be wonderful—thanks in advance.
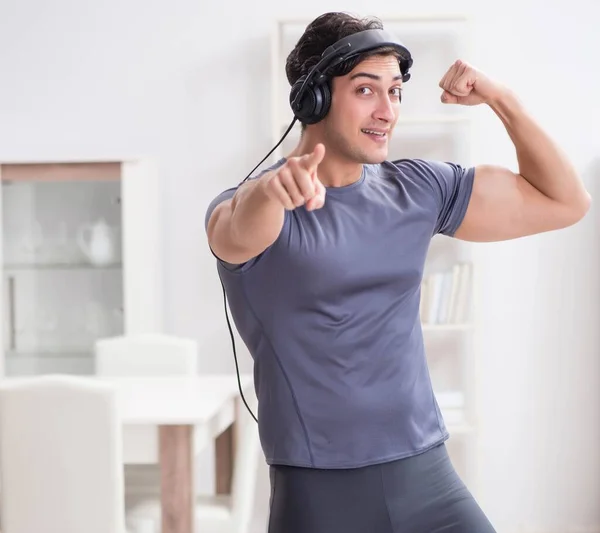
[367,153,388,164]
[361,147,389,164]
[338,139,389,165]
[357,139,389,164]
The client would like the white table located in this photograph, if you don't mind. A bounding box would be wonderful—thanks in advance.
[102,374,255,533]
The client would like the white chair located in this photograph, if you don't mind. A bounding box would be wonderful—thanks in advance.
[127,399,263,533]
[94,333,199,501]
[0,375,128,533]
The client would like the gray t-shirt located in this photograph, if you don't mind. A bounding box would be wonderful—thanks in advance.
[205,157,474,469]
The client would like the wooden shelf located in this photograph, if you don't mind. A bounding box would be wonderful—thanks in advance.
[0,162,121,182]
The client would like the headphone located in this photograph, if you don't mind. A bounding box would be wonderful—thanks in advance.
[222,28,414,423]
[289,28,413,125]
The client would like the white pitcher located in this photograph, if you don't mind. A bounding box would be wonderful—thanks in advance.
[77,219,116,266]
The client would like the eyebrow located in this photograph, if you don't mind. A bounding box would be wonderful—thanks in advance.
[349,72,404,82]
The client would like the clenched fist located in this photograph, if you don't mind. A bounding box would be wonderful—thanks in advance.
[261,143,327,211]
[439,59,507,106]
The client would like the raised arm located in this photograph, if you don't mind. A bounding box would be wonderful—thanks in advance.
[206,144,326,264]
[438,60,591,242]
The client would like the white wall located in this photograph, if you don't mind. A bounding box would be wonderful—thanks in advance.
[1,0,599,532]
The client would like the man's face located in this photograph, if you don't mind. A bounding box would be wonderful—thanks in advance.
[322,54,402,164]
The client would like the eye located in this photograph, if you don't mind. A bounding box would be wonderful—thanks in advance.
[390,87,402,101]
[356,86,373,95]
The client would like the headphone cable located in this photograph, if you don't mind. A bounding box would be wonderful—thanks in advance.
[241,117,298,183]
[218,271,258,423]
[221,115,298,424]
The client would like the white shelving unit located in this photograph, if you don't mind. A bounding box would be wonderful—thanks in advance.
[0,158,164,378]
[271,15,480,491]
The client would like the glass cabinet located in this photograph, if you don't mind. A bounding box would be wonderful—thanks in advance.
[0,159,163,377]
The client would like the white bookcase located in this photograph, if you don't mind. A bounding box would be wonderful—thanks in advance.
[270,15,480,491]
[0,158,164,378]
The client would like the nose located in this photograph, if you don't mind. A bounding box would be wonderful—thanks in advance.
[373,94,396,123]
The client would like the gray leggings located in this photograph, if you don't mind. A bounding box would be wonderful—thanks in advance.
[267,443,496,533]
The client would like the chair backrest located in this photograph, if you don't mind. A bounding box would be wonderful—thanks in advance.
[0,375,125,533]
[95,333,198,376]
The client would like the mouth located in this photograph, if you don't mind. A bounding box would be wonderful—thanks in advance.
[361,128,389,143]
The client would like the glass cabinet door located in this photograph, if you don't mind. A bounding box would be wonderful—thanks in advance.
[2,163,125,376]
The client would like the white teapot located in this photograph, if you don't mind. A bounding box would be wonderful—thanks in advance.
[77,219,117,266]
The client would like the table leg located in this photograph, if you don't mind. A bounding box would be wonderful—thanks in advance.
[215,424,234,494]
[159,425,194,533]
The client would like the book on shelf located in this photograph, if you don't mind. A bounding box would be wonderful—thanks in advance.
[420,262,472,325]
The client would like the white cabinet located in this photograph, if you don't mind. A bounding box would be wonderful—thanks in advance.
[0,158,163,377]
[270,15,481,492]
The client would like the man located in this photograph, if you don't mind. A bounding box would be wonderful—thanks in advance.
[205,11,590,533]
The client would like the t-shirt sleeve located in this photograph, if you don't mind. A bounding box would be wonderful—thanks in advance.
[415,159,475,237]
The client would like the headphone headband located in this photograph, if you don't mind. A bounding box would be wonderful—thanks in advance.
[290,29,413,114]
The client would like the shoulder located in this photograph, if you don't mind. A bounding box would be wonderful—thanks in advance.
[380,157,469,181]
[366,158,450,196]
[378,158,474,198]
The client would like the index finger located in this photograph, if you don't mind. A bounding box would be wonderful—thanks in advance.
[299,143,325,172]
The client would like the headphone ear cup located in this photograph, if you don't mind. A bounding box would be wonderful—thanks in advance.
[290,75,331,125]
[290,75,315,123]
[311,81,332,124]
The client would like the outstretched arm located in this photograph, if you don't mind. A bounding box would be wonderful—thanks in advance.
[439,60,591,242]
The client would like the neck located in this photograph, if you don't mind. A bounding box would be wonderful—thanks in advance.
[287,128,363,188]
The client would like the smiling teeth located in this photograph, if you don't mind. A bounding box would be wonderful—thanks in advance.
[362,129,385,136]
